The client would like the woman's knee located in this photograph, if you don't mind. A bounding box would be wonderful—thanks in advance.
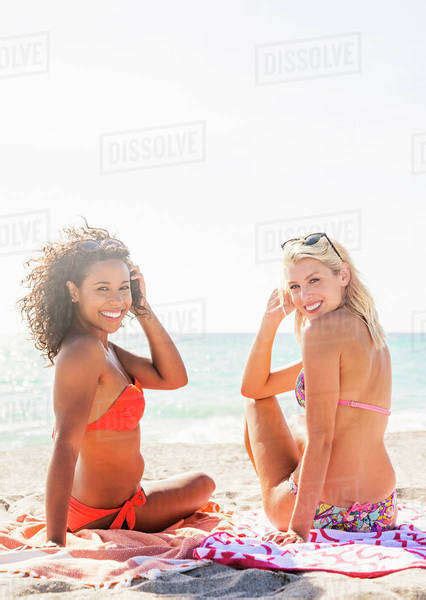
[189,471,216,497]
[245,395,277,414]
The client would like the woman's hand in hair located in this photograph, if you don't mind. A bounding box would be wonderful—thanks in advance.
[129,263,147,314]
[264,289,295,327]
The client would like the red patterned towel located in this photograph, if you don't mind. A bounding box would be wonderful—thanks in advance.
[194,501,426,578]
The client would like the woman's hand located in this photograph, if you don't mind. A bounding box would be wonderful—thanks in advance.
[129,263,147,315]
[263,528,306,545]
[263,289,295,327]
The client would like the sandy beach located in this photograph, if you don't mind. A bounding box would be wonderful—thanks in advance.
[0,431,425,598]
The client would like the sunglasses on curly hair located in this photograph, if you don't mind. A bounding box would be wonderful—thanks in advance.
[281,232,343,261]
[77,238,126,252]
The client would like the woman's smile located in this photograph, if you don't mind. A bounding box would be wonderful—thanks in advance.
[99,309,125,322]
[304,300,323,314]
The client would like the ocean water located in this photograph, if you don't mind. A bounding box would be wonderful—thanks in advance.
[0,332,425,450]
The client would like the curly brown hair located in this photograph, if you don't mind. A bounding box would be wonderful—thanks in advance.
[18,220,148,364]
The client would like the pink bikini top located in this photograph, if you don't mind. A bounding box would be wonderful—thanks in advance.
[52,378,145,439]
[295,368,391,416]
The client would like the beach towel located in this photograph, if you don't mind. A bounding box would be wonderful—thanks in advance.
[194,500,426,578]
[0,500,222,590]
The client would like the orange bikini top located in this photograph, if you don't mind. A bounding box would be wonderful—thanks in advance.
[51,378,145,439]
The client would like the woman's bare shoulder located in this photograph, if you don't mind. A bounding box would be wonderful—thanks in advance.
[302,305,351,336]
[56,334,106,372]
[301,307,370,355]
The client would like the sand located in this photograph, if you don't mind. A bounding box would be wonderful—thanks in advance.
[0,431,425,598]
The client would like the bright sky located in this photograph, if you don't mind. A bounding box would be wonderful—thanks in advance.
[1,0,425,335]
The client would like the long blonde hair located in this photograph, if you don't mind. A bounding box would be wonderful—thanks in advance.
[281,235,386,350]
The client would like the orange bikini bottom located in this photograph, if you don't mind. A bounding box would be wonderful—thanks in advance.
[67,485,147,533]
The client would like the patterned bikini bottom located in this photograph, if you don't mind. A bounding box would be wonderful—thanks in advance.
[288,473,398,532]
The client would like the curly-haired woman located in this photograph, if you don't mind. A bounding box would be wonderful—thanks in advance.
[241,233,397,544]
[19,222,215,546]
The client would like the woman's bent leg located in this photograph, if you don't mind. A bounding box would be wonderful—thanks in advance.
[132,471,216,533]
[67,473,215,533]
[244,396,301,528]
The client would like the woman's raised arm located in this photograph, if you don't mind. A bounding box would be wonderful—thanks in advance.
[241,289,300,398]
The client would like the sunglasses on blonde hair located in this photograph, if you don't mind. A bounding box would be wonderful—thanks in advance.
[281,232,343,261]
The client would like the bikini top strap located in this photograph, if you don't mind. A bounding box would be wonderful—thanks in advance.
[338,399,391,415]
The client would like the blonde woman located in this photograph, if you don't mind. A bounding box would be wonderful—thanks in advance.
[241,233,397,544]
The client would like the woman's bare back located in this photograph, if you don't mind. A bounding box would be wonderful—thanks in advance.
[292,309,396,505]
